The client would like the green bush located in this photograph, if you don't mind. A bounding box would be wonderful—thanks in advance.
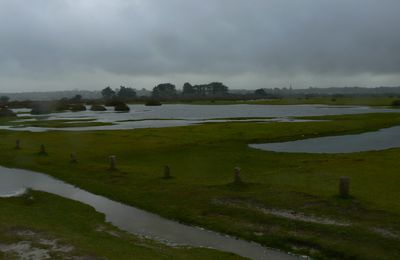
[0,107,16,117]
[114,102,130,112]
[145,100,162,106]
[90,105,107,111]
[391,100,400,107]
[31,103,53,115]
[70,104,87,112]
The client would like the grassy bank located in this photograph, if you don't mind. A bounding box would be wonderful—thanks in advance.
[1,113,400,258]
[0,190,242,259]
[155,97,399,107]
[244,97,399,106]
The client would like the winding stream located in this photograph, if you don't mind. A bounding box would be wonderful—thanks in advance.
[0,166,298,260]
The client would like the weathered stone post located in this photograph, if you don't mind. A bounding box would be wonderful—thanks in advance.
[234,167,242,184]
[70,152,77,163]
[109,155,117,170]
[339,176,350,198]
[15,139,21,149]
[39,144,46,155]
[164,165,171,179]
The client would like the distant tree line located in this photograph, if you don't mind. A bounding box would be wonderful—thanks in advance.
[251,86,400,99]
[99,82,229,100]
[182,82,229,97]
[101,86,137,100]
[150,82,229,99]
[2,84,400,111]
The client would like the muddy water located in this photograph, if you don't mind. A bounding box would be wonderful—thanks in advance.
[0,166,298,260]
[250,126,400,154]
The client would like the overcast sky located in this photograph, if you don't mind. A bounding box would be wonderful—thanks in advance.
[1,0,400,92]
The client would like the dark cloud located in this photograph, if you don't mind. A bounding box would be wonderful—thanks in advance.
[0,0,400,91]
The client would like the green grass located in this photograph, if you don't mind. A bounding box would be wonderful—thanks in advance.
[1,113,400,258]
[0,190,242,259]
[245,97,399,106]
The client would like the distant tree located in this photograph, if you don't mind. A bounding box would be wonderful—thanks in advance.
[117,86,137,99]
[0,96,10,104]
[254,88,267,96]
[190,82,229,97]
[101,86,116,100]
[193,84,207,96]
[70,94,82,103]
[182,82,196,96]
[208,82,228,96]
[152,83,177,99]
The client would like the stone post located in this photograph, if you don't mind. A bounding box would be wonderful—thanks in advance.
[339,176,350,198]
[234,167,242,184]
[15,139,21,149]
[109,155,117,170]
[39,144,46,155]
[164,165,171,179]
[70,152,77,163]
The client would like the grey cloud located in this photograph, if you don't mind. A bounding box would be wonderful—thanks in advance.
[0,0,400,91]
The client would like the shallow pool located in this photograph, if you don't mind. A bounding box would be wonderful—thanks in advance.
[250,126,400,154]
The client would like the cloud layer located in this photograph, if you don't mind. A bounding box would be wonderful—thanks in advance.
[1,0,400,91]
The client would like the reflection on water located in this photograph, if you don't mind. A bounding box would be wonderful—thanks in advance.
[5,104,398,132]
[250,126,400,153]
[0,166,297,260]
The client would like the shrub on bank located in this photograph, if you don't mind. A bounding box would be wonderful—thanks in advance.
[391,100,400,107]
[145,100,162,106]
[31,103,53,115]
[70,104,87,112]
[90,105,107,111]
[114,102,130,112]
[0,107,16,117]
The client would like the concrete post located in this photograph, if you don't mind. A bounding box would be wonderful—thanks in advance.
[109,155,116,170]
[339,176,350,198]
[164,165,171,179]
[70,152,77,163]
[15,139,21,149]
[39,144,46,155]
[234,167,242,184]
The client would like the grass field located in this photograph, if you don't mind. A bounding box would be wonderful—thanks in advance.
[243,97,399,106]
[1,112,400,259]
